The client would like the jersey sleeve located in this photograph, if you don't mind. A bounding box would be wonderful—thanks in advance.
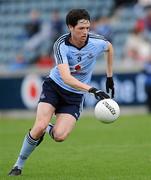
[97,39,109,53]
[53,42,69,64]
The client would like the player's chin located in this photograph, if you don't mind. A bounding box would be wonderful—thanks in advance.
[80,36,87,42]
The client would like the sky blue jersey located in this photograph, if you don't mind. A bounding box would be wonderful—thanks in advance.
[49,33,109,94]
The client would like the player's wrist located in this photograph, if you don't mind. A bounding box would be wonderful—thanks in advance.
[107,77,113,79]
[88,87,98,93]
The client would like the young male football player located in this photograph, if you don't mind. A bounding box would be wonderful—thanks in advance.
[9,9,114,176]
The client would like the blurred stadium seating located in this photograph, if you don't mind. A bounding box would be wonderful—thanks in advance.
[0,0,138,66]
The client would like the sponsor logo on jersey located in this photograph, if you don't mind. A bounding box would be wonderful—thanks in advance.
[87,53,94,59]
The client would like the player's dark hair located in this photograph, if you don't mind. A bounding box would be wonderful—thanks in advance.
[66,9,90,27]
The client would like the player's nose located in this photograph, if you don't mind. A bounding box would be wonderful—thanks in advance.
[83,28,88,34]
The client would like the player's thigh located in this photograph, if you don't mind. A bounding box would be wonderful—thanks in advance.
[37,102,55,120]
[53,113,76,140]
[31,102,55,136]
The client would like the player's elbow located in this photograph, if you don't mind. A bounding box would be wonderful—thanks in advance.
[61,74,77,88]
[62,76,72,86]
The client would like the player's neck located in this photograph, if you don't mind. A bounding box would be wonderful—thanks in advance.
[69,37,85,48]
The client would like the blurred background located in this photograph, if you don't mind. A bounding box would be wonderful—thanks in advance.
[0,0,151,117]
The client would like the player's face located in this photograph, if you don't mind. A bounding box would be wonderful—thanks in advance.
[69,19,90,45]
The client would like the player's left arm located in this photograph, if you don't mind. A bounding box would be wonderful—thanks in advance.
[105,42,114,98]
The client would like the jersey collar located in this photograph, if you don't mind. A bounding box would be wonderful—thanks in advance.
[65,33,89,50]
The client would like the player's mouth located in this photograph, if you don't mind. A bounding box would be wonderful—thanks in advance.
[81,36,87,40]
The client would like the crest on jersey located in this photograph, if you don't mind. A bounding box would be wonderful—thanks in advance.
[75,64,81,71]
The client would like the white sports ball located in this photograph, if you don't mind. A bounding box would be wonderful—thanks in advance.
[94,99,120,123]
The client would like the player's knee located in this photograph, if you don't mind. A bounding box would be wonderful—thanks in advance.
[54,136,65,142]
[53,131,67,142]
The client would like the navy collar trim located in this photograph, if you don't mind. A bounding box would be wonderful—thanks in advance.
[65,33,89,50]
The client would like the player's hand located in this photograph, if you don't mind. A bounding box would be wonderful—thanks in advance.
[106,77,114,98]
[88,87,110,100]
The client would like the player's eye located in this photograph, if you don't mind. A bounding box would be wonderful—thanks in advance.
[79,27,84,30]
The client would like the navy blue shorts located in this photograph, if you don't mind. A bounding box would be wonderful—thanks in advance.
[39,77,84,120]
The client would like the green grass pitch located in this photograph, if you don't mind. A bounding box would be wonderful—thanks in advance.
[0,114,151,180]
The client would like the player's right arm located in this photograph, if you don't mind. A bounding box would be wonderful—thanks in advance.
[57,63,91,92]
[58,63,109,99]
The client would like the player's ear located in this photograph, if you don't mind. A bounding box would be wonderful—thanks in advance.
[68,25,73,31]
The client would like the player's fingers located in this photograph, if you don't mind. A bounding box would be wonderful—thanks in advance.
[106,82,109,93]
[111,88,115,98]
[106,86,109,93]
[103,92,110,99]
[95,94,100,100]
